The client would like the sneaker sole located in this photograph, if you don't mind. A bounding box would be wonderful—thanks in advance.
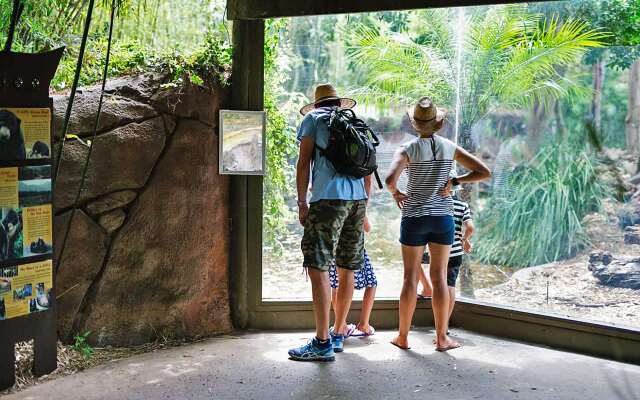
[333,347,344,353]
[289,355,336,362]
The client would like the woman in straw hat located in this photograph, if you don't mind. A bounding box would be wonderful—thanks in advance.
[384,97,490,351]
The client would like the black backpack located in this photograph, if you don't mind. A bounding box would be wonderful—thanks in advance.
[319,107,383,188]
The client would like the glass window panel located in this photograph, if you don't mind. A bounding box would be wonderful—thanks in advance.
[262,2,640,330]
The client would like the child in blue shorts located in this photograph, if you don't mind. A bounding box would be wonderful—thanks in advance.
[329,215,377,336]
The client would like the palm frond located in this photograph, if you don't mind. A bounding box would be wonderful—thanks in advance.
[493,16,607,108]
[347,24,454,111]
[346,6,606,134]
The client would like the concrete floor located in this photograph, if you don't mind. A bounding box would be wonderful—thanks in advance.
[5,329,640,400]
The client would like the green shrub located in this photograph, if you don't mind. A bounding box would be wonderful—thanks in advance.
[262,19,298,254]
[73,331,94,359]
[475,143,608,268]
[52,34,232,91]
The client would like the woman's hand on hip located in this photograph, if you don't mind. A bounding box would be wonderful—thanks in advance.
[392,190,408,209]
[439,179,453,197]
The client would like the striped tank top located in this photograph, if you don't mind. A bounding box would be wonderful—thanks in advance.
[401,135,457,218]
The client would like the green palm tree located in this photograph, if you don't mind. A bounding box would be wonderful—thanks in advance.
[348,5,607,150]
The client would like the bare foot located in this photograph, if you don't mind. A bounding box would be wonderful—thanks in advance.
[391,336,410,350]
[435,337,461,352]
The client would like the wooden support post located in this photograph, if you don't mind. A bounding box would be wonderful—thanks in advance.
[229,19,265,329]
[0,334,16,389]
[32,308,58,376]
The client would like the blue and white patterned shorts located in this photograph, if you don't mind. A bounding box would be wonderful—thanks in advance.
[329,249,377,289]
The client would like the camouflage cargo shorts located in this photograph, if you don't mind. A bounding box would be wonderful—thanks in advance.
[301,199,367,272]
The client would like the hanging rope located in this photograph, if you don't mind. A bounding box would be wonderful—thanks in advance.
[2,0,24,52]
[53,0,96,178]
[55,0,117,275]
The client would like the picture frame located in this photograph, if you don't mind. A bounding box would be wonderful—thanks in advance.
[219,110,266,175]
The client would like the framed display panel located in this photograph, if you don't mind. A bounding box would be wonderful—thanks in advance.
[219,110,266,176]
[227,1,640,364]
[0,47,62,390]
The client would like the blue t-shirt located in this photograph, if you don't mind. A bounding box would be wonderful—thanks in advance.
[296,108,367,203]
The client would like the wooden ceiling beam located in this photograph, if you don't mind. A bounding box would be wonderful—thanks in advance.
[227,0,546,20]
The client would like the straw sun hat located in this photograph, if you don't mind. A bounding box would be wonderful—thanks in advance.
[300,83,356,115]
[407,97,447,135]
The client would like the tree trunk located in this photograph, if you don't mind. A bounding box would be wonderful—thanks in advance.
[527,100,547,152]
[592,60,605,132]
[554,100,568,140]
[626,60,640,156]
[458,126,476,204]
[457,126,476,297]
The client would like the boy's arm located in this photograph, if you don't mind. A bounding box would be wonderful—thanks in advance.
[462,219,474,253]
[463,220,474,241]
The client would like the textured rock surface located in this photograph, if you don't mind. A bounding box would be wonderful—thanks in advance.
[588,251,640,289]
[618,199,640,228]
[624,225,640,245]
[53,75,231,345]
[85,190,138,216]
[150,81,225,127]
[53,93,157,138]
[103,73,168,101]
[54,210,109,340]
[82,119,231,345]
[98,209,127,234]
[55,117,166,210]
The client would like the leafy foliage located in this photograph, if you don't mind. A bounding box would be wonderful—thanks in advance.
[573,0,640,69]
[556,63,629,148]
[73,331,94,359]
[347,23,454,112]
[263,19,298,252]
[475,143,608,267]
[347,5,607,145]
[0,0,230,89]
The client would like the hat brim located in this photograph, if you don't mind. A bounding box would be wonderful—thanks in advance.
[407,107,447,135]
[300,97,356,115]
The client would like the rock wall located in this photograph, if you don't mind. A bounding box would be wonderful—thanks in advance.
[53,74,232,345]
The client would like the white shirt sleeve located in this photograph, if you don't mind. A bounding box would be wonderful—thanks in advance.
[401,141,416,163]
[438,136,457,159]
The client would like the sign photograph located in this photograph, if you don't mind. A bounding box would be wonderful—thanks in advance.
[0,259,53,320]
[0,107,52,162]
[219,110,266,175]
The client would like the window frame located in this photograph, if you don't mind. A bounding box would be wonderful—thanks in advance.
[228,2,640,364]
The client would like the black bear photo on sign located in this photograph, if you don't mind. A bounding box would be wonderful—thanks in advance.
[0,207,23,261]
[0,108,51,162]
[0,109,26,161]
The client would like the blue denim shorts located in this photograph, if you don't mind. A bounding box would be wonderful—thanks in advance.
[400,215,455,246]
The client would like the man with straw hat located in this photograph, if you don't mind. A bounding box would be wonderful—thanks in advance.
[288,84,371,362]
[385,96,490,351]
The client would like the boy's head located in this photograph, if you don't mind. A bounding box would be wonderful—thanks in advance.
[449,170,461,197]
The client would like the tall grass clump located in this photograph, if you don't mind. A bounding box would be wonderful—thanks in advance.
[475,144,608,268]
